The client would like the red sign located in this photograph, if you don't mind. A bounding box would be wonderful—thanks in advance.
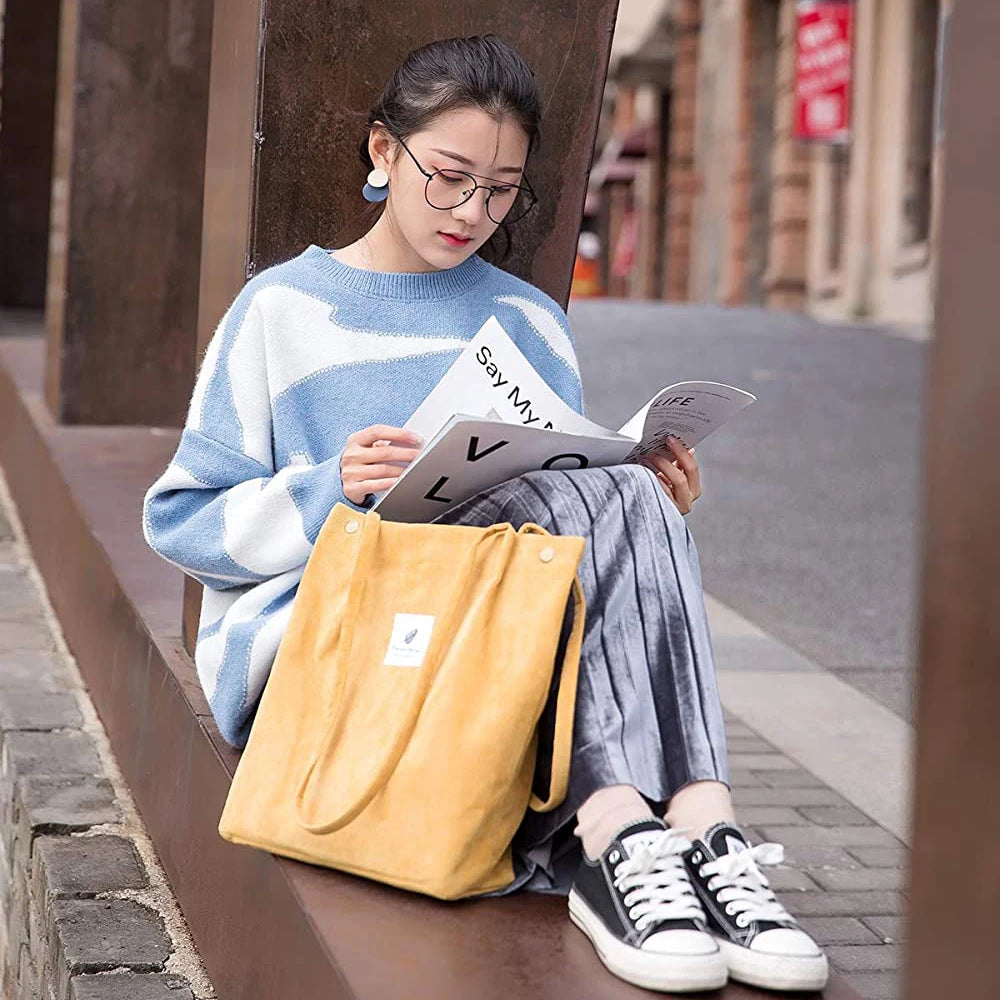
[794,1,853,141]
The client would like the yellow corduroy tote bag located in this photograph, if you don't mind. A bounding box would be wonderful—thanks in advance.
[218,501,586,900]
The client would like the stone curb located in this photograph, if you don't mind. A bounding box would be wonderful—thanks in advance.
[0,678,200,999]
[0,474,213,1000]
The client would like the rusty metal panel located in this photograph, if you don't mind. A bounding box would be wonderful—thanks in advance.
[255,0,620,304]
[194,0,263,361]
[906,4,1000,999]
[0,0,62,308]
[44,0,213,425]
[196,0,621,360]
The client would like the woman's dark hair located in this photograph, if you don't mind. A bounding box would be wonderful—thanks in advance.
[353,35,542,262]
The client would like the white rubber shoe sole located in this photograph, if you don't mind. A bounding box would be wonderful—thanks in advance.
[568,890,728,993]
[718,937,830,992]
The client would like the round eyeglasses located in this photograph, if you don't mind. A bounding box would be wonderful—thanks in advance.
[393,133,538,226]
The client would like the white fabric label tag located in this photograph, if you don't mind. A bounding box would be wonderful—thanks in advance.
[725,835,747,854]
[383,613,436,667]
[621,830,664,857]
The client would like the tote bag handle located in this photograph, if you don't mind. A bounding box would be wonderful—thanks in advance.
[294,512,516,835]
[516,523,586,813]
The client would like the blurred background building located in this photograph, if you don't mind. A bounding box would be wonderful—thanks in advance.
[574,0,950,329]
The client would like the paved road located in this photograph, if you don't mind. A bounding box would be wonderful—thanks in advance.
[569,300,925,723]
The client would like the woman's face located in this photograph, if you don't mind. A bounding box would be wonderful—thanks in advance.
[370,107,531,271]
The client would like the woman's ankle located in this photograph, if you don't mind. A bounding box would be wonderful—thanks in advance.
[664,779,735,843]
[573,784,654,860]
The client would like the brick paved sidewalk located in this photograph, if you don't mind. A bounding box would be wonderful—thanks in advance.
[723,710,908,1000]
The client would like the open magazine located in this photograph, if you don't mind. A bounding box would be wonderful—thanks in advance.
[371,316,757,522]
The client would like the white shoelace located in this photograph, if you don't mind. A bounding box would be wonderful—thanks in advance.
[698,841,794,927]
[611,830,706,933]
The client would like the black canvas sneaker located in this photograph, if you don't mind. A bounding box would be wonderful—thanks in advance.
[683,822,829,992]
[568,817,727,993]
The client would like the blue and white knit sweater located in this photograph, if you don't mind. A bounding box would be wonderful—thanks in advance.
[142,243,585,748]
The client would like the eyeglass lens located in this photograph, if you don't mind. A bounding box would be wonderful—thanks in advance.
[425,169,533,224]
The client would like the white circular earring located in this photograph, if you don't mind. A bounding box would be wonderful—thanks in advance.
[362,168,389,203]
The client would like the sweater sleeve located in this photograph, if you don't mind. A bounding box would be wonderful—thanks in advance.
[547,306,586,418]
[141,286,365,590]
[492,291,587,418]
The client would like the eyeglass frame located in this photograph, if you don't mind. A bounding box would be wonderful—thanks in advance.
[387,130,538,226]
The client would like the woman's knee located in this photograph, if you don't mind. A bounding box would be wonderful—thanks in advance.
[592,464,685,526]
[514,463,684,531]
[621,463,687,527]
[518,462,655,500]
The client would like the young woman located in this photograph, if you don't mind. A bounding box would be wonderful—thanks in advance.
[143,34,829,995]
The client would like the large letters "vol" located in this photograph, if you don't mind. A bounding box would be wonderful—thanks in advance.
[422,434,591,504]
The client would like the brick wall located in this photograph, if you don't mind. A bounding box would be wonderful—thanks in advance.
[763,0,811,309]
[668,0,811,309]
[665,0,701,300]
[721,0,755,305]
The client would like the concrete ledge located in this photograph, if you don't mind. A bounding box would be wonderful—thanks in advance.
[0,331,860,1000]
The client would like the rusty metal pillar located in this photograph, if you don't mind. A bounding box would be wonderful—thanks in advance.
[906,4,1000,999]
[182,2,621,651]
[0,0,61,307]
[43,0,213,425]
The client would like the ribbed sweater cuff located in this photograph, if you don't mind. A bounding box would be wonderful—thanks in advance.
[295,451,368,542]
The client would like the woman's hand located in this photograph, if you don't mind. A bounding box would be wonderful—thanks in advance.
[341,424,423,506]
[643,435,702,516]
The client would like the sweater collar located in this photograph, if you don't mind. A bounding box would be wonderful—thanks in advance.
[301,243,490,301]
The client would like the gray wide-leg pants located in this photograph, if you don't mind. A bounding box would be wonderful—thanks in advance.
[430,463,730,896]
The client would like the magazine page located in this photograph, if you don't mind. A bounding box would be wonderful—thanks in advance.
[372,418,633,523]
[403,315,623,443]
[616,382,758,462]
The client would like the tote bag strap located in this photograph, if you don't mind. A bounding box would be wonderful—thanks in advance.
[527,574,585,813]
[514,523,587,814]
[294,513,515,835]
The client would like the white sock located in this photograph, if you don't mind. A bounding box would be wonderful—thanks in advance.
[664,780,736,844]
[573,784,655,860]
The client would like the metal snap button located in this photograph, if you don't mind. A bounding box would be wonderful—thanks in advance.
[539,546,555,563]
[345,519,360,534]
